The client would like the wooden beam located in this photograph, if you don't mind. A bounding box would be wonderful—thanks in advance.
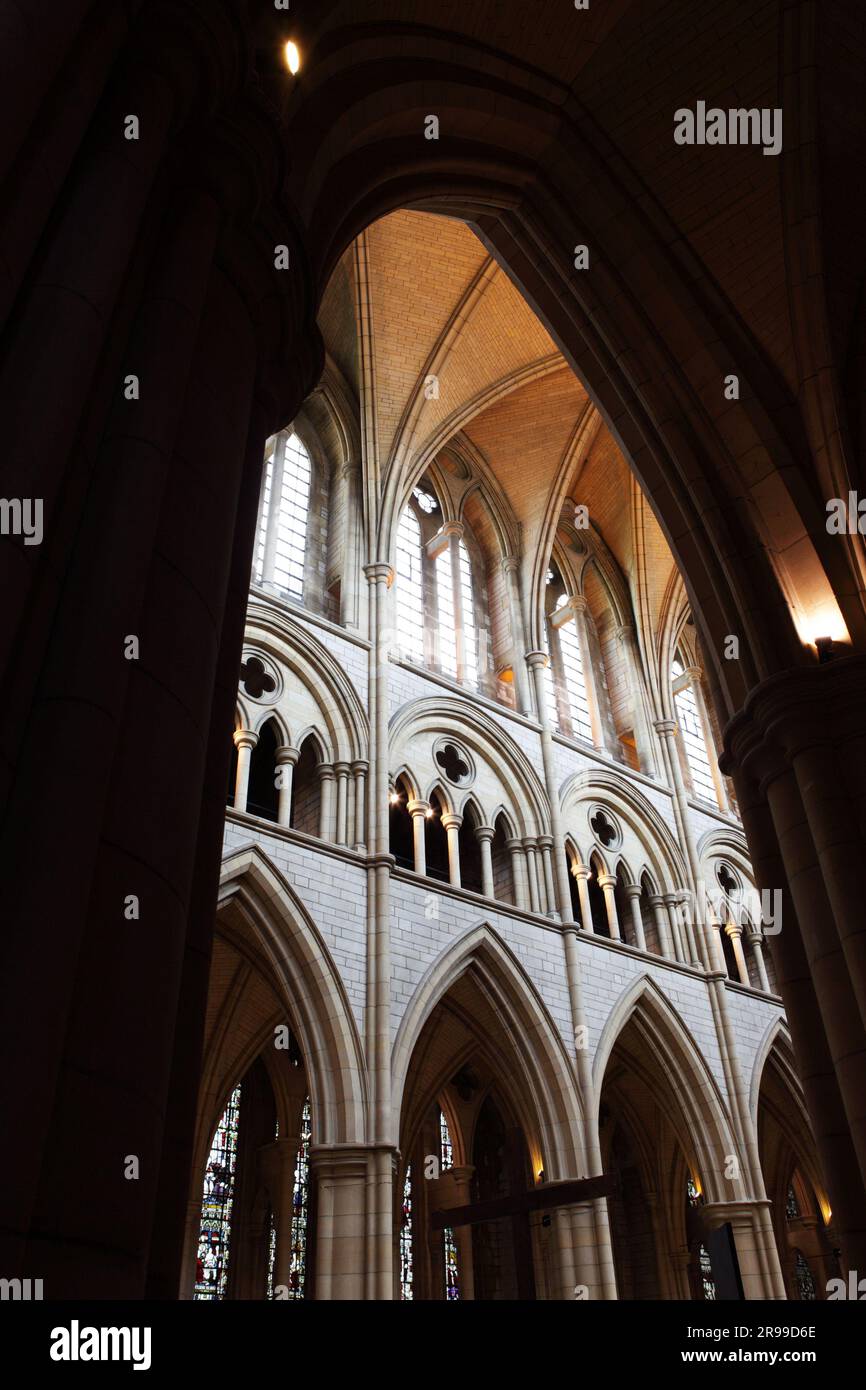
[430,1174,615,1231]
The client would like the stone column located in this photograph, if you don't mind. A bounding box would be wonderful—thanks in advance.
[311,1146,370,1301]
[572,862,594,933]
[663,892,687,964]
[747,931,771,993]
[334,760,351,846]
[648,894,675,960]
[597,873,621,941]
[523,836,542,913]
[275,745,299,827]
[501,555,533,717]
[702,1201,786,1300]
[338,462,361,629]
[654,718,710,969]
[352,759,368,850]
[232,729,258,814]
[317,764,336,841]
[408,799,430,876]
[258,1135,301,1296]
[726,923,751,988]
[622,883,647,951]
[538,835,559,920]
[506,837,529,910]
[442,813,463,888]
[475,825,495,899]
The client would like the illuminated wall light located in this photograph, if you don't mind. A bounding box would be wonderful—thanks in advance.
[284,40,301,75]
[389,792,400,806]
[425,807,434,818]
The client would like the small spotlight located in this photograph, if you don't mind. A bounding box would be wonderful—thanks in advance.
[284,40,301,75]
[425,808,434,818]
[389,792,400,805]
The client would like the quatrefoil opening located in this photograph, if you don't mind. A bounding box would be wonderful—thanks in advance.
[240,656,276,700]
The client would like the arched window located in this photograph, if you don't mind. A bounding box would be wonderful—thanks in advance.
[424,792,450,883]
[253,430,312,598]
[290,736,322,836]
[543,581,593,743]
[588,854,609,936]
[794,1250,816,1301]
[396,505,425,662]
[246,719,279,822]
[388,776,415,871]
[195,1084,242,1300]
[458,801,483,894]
[491,815,515,904]
[439,1109,460,1300]
[671,654,716,803]
[686,1177,716,1301]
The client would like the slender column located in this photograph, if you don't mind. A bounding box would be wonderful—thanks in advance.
[523,837,542,913]
[232,729,258,813]
[258,1136,301,1295]
[408,799,430,876]
[538,835,559,921]
[663,892,687,963]
[275,745,299,827]
[726,923,751,988]
[338,463,361,628]
[441,813,463,888]
[506,837,529,909]
[648,894,675,960]
[501,555,533,717]
[334,760,351,846]
[622,883,647,951]
[706,909,729,975]
[597,874,621,941]
[654,719,708,969]
[568,863,590,933]
[475,825,495,899]
[351,759,368,850]
[317,763,336,842]
[747,931,771,993]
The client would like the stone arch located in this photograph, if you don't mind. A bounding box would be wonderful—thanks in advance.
[393,922,587,1180]
[593,974,741,1203]
[391,695,550,837]
[562,770,689,897]
[211,844,368,1150]
[252,707,291,746]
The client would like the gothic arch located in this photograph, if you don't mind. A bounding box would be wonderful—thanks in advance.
[214,844,368,1147]
[592,974,742,1203]
[390,696,551,837]
[392,922,587,1179]
[561,769,689,896]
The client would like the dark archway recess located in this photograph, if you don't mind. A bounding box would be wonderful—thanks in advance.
[1,0,866,1294]
[424,793,450,884]
[471,1094,535,1302]
[246,720,279,822]
[388,776,414,871]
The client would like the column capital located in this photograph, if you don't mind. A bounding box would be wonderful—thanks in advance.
[407,798,430,819]
[440,519,464,540]
[525,649,549,670]
[233,728,258,751]
[724,921,744,939]
[441,812,463,832]
[275,744,300,767]
[474,824,495,844]
[333,759,351,776]
[522,835,539,850]
[351,758,369,774]
[622,882,642,900]
[647,893,665,908]
[505,836,526,853]
[316,762,336,783]
[363,561,394,586]
[614,621,634,642]
[501,554,520,576]
[536,833,554,849]
[661,891,680,907]
[654,719,677,736]
[597,873,617,890]
[683,663,703,682]
[571,863,591,882]
[309,1143,374,1182]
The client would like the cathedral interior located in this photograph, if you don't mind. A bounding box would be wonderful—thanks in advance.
[1,0,865,1308]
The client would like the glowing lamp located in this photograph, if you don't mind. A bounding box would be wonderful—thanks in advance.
[284,40,300,75]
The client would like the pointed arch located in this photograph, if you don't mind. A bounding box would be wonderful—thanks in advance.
[393,922,587,1179]
[592,973,741,1202]
[213,845,368,1149]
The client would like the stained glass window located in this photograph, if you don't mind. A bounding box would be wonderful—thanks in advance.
[794,1250,816,1301]
[195,1083,242,1300]
[672,656,717,803]
[266,1208,277,1299]
[400,1166,414,1300]
[253,431,312,598]
[396,506,425,663]
[786,1184,801,1220]
[686,1177,715,1300]
[286,1098,311,1299]
[439,1110,460,1301]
